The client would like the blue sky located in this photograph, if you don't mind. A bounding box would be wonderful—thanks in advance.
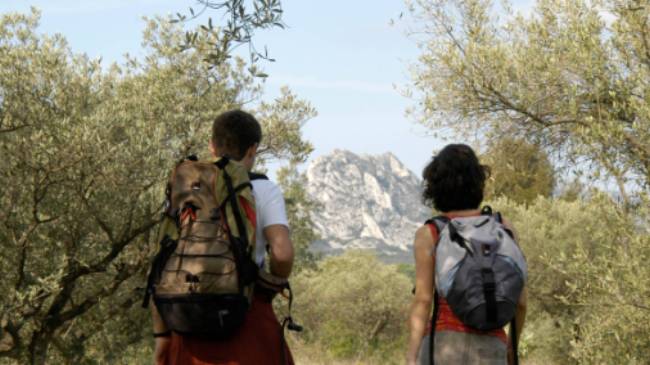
[1,0,533,176]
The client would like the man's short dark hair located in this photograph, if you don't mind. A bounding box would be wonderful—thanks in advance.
[422,144,490,212]
[211,110,262,160]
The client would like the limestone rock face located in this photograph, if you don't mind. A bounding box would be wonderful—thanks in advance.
[306,150,430,262]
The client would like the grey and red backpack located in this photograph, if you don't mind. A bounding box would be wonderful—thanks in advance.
[427,206,527,365]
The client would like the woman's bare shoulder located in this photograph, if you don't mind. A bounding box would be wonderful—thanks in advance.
[414,224,435,251]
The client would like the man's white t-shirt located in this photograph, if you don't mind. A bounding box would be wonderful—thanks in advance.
[251,179,289,267]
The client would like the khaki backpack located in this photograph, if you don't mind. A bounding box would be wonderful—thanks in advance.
[143,156,258,338]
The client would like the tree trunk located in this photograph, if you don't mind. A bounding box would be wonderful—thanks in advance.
[29,336,51,365]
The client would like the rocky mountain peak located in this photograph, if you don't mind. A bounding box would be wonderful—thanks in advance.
[306,150,430,262]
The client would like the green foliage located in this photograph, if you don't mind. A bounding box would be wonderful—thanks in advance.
[254,87,317,167]
[396,263,416,281]
[175,0,285,77]
[482,137,555,204]
[408,0,650,196]
[292,251,411,363]
[489,195,650,364]
[557,178,586,202]
[0,10,314,364]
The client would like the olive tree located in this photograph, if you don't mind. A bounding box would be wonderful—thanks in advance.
[490,195,650,364]
[481,137,555,204]
[407,0,650,202]
[0,10,314,364]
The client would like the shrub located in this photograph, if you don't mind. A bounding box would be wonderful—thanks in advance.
[291,251,411,362]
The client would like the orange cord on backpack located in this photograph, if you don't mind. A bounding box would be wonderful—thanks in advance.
[180,207,197,224]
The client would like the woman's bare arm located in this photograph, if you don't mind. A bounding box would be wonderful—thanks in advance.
[406,225,435,364]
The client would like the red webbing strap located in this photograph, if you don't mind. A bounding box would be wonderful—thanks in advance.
[427,223,439,243]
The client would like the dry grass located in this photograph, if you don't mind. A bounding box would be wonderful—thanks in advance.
[288,336,402,365]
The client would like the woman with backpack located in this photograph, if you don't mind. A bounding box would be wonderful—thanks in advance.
[406,144,528,365]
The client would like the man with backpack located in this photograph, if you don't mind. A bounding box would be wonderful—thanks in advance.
[148,110,296,365]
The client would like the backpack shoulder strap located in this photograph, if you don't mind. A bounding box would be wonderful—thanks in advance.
[495,211,503,223]
[424,216,449,240]
[492,211,516,239]
[248,172,269,181]
[483,206,515,239]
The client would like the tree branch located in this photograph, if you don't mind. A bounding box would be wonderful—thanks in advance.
[637,13,650,69]
[79,191,116,244]
[59,264,137,323]
[0,318,21,359]
[0,124,31,134]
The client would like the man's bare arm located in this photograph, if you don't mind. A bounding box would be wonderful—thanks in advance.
[264,224,294,278]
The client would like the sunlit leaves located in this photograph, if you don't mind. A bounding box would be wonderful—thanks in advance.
[490,194,650,363]
[482,137,556,204]
[408,0,650,192]
[175,0,285,78]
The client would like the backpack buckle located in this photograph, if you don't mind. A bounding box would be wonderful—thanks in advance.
[481,244,492,256]
[480,206,493,215]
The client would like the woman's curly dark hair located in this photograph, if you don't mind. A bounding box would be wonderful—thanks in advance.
[422,144,490,212]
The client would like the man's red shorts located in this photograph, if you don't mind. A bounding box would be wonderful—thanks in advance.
[161,294,294,365]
